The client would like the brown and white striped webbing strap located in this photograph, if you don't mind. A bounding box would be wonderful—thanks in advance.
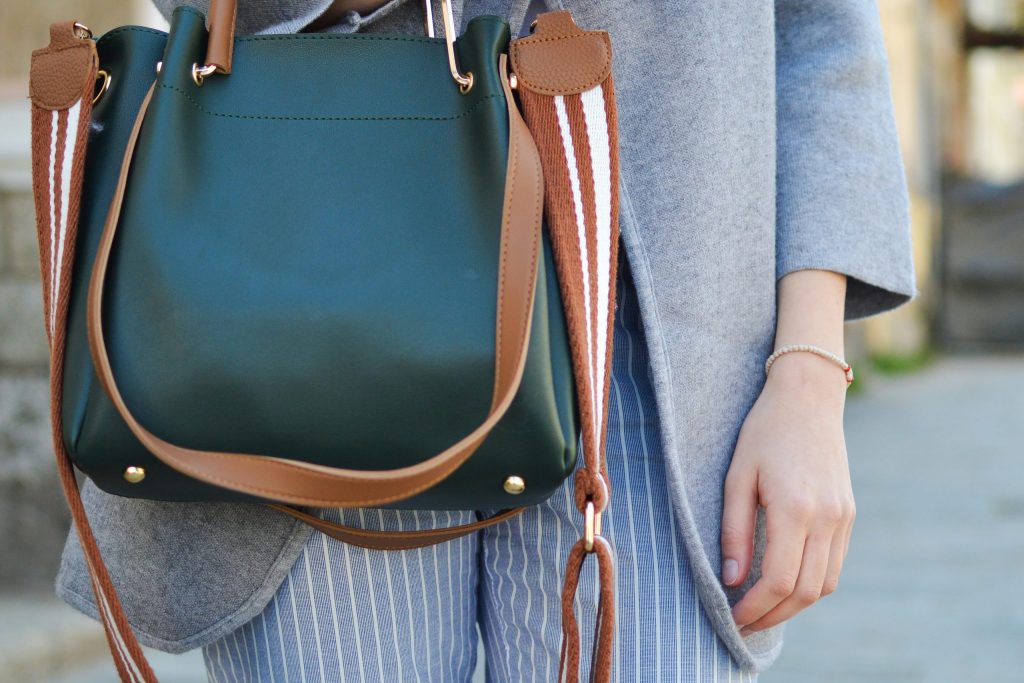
[511,11,622,683]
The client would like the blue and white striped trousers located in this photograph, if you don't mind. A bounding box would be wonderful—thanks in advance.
[203,255,757,682]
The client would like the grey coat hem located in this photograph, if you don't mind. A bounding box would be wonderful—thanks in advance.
[56,518,313,655]
[617,183,789,672]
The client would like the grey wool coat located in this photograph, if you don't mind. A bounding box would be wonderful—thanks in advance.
[57,0,918,675]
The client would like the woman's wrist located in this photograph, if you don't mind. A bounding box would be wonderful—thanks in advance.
[771,268,849,398]
[764,350,849,405]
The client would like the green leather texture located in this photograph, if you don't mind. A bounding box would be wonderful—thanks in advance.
[61,7,578,509]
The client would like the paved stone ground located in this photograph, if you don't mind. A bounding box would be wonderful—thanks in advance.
[20,353,1024,682]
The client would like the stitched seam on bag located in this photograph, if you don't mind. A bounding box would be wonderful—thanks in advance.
[96,26,169,43]
[156,83,502,121]
[510,34,611,96]
[236,34,441,44]
[493,112,515,398]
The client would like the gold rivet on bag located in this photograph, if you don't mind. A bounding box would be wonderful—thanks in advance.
[503,476,526,495]
[123,466,146,484]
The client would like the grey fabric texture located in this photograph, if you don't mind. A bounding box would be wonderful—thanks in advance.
[57,0,916,675]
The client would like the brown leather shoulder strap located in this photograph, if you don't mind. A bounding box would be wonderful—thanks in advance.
[85,53,543,509]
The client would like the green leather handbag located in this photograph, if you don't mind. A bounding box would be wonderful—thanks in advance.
[30,2,622,680]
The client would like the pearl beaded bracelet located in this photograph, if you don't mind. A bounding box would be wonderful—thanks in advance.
[764,343,854,387]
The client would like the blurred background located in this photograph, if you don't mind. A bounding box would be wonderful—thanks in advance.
[0,0,1022,681]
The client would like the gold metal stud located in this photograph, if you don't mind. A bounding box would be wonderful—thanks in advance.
[123,466,146,484]
[503,475,526,495]
[509,72,518,90]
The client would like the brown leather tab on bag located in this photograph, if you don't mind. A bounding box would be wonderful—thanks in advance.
[30,21,98,111]
[205,0,238,73]
[510,10,611,96]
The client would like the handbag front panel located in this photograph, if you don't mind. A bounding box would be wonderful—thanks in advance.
[60,9,578,510]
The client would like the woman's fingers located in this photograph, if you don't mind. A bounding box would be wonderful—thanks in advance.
[826,500,855,594]
[821,523,849,598]
[721,464,759,587]
[738,527,832,634]
[730,502,808,629]
[735,495,854,634]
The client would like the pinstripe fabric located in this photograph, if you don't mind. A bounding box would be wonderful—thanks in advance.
[203,254,757,682]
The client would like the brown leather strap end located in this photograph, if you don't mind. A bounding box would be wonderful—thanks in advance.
[205,0,237,74]
[30,21,99,111]
[510,10,612,96]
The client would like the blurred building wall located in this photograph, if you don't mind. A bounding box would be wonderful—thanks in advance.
[859,0,947,361]
[0,0,162,590]
[873,0,1024,354]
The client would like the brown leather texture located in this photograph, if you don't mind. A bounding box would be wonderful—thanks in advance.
[85,53,544,510]
[205,0,237,73]
[29,21,99,111]
[559,535,615,682]
[510,10,612,96]
[272,504,526,550]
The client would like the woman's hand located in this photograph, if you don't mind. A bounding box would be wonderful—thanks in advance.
[722,268,856,635]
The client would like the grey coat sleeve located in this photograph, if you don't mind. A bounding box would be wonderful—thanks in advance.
[774,0,918,321]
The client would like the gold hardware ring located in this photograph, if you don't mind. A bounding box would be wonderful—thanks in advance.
[73,22,93,40]
[92,69,111,105]
[584,500,603,553]
[192,63,218,87]
[436,0,473,93]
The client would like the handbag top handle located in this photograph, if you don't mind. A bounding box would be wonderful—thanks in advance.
[197,0,473,92]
